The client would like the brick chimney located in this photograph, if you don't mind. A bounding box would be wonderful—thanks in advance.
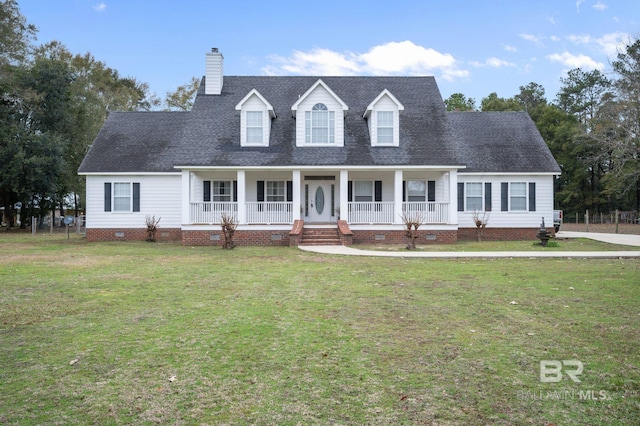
[205,48,223,95]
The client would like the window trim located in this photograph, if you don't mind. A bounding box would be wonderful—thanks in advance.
[376,111,394,145]
[509,182,528,212]
[245,111,263,145]
[305,103,335,145]
[465,182,483,212]
[105,182,140,213]
[353,180,374,202]
[213,180,232,202]
[266,180,286,202]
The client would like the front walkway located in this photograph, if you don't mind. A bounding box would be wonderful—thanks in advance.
[297,231,640,258]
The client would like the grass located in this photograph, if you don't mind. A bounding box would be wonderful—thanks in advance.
[1,233,639,425]
[360,237,640,252]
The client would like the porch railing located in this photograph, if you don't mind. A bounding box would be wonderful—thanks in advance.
[190,202,238,224]
[347,202,395,224]
[402,202,449,224]
[246,202,293,224]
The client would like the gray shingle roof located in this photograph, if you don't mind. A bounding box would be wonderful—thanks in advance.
[449,112,561,173]
[78,111,189,173]
[78,76,559,174]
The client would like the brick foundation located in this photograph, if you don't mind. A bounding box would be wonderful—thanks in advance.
[457,227,542,241]
[351,229,458,245]
[181,229,291,246]
[86,228,181,242]
[86,226,548,246]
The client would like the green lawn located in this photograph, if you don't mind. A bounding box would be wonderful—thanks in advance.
[1,234,639,425]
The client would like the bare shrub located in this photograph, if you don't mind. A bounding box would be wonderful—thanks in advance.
[145,215,161,242]
[401,210,424,250]
[220,212,237,249]
[472,211,490,242]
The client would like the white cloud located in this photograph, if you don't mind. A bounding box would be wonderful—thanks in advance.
[519,33,543,44]
[546,51,604,70]
[503,44,517,53]
[265,48,360,76]
[576,0,586,12]
[93,3,106,12]
[470,57,516,68]
[593,2,608,10]
[262,41,469,81]
[567,32,629,57]
[550,35,561,42]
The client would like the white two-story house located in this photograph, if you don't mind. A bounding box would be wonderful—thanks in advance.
[78,48,560,246]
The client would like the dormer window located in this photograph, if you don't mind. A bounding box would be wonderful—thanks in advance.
[246,111,263,145]
[364,89,404,147]
[291,79,348,147]
[377,111,394,145]
[305,103,335,144]
[235,89,275,147]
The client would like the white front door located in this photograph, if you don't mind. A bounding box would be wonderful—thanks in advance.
[307,181,333,223]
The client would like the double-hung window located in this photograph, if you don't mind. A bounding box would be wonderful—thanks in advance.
[354,181,373,202]
[465,182,483,211]
[113,183,132,212]
[246,111,263,145]
[377,111,394,145]
[509,182,527,211]
[213,181,231,202]
[407,180,426,202]
[266,181,285,202]
[305,103,335,144]
[104,182,139,213]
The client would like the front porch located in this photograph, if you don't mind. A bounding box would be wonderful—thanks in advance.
[181,168,460,228]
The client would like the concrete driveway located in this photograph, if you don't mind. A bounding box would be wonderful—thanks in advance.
[298,231,640,258]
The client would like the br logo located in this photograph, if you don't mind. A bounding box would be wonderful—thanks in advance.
[540,360,584,383]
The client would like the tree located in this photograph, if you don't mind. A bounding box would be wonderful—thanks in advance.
[556,68,611,129]
[444,92,476,111]
[0,0,36,227]
[0,0,36,81]
[480,92,522,111]
[165,77,199,111]
[555,68,614,214]
[31,42,161,215]
[516,82,547,114]
[606,38,640,209]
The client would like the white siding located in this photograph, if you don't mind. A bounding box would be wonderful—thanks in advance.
[85,175,182,228]
[457,174,554,228]
[295,86,345,147]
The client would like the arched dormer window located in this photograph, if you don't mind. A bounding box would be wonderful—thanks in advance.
[305,103,335,144]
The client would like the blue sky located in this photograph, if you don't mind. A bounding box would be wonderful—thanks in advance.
[19,0,640,107]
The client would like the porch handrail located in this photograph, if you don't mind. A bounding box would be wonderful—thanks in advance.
[246,202,293,224]
[347,201,395,224]
[190,202,238,224]
[402,202,449,224]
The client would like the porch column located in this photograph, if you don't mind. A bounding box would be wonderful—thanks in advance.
[448,170,458,225]
[237,170,246,224]
[340,170,349,222]
[394,170,404,224]
[181,170,190,225]
[292,170,301,221]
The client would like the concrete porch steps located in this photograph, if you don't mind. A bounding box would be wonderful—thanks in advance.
[299,227,342,246]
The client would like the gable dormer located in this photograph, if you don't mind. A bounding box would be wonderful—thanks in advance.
[363,89,404,147]
[291,79,348,147]
[235,89,276,147]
